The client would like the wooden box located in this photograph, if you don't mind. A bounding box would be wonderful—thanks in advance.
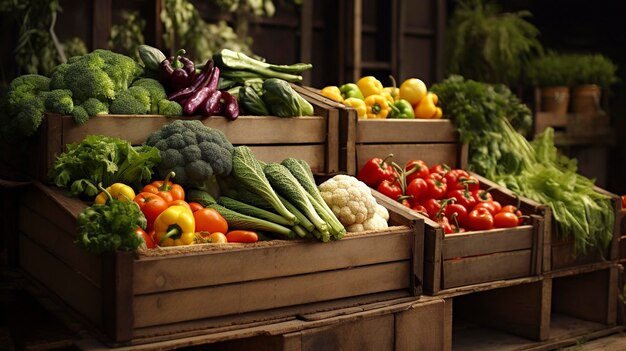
[17,182,423,345]
[18,89,340,183]
[548,188,621,273]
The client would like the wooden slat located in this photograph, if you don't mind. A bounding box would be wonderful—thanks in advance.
[395,299,446,351]
[133,261,409,328]
[19,205,101,286]
[356,119,458,143]
[443,226,533,259]
[91,0,112,49]
[299,314,394,351]
[133,229,413,294]
[60,115,327,146]
[443,250,532,289]
[19,235,102,326]
[424,226,443,294]
[356,143,458,172]
[102,251,135,343]
[248,144,326,173]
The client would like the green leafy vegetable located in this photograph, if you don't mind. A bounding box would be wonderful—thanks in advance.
[214,49,311,82]
[262,78,314,117]
[76,196,147,254]
[48,135,161,197]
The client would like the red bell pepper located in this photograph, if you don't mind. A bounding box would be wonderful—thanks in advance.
[377,178,402,200]
[357,154,395,188]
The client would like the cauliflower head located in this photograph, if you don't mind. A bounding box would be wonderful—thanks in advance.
[318,174,378,228]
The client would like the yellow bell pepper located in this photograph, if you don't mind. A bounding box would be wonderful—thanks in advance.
[320,86,343,102]
[343,97,367,119]
[154,205,196,247]
[382,87,399,102]
[364,94,391,119]
[414,92,442,119]
[356,76,383,98]
[94,183,136,204]
[380,91,395,105]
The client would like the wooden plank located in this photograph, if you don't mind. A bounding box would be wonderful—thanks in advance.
[91,0,112,49]
[443,250,532,289]
[133,261,409,328]
[355,119,458,143]
[443,298,453,351]
[356,143,459,172]
[454,279,550,341]
[248,145,326,173]
[443,226,534,259]
[20,183,87,235]
[300,314,394,351]
[395,299,446,351]
[60,115,327,146]
[133,229,413,294]
[19,235,102,327]
[102,251,134,343]
[552,266,615,325]
[18,205,101,286]
[424,226,444,294]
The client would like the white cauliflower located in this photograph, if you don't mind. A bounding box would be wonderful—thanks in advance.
[346,204,389,232]
[318,175,388,232]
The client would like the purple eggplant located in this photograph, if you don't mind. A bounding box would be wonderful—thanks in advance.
[201,90,223,117]
[221,91,239,121]
[183,87,211,116]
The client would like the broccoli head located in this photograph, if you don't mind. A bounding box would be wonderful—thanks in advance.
[131,78,167,114]
[49,50,143,103]
[146,120,234,196]
[44,89,74,115]
[157,99,182,116]
[6,74,50,114]
[15,93,48,137]
[71,105,90,125]
[109,89,149,115]
[126,86,151,112]
[81,98,109,117]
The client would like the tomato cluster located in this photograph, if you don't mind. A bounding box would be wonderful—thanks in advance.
[131,176,259,248]
[358,157,524,234]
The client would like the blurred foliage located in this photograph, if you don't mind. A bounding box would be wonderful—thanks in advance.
[109,10,146,62]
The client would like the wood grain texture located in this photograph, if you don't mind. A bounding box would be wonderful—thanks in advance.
[443,250,532,289]
[355,119,458,143]
[395,299,447,351]
[442,227,533,259]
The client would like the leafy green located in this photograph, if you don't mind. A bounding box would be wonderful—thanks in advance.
[262,78,314,117]
[231,146,297,224]
[48,135,161,197]
[76,197,147,254]
[214,49,310,82]
[432,75,614,252]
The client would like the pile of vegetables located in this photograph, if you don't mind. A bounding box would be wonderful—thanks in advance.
[430,75,614,252]
[320,75,442,120]
[357,155,524,234]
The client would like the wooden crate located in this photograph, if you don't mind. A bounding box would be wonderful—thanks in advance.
[19,89,340,183]
[548,188,621,273]
[197,297,450,351]
[17,181,423,345]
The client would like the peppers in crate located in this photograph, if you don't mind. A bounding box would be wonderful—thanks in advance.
[154,205,196,246]
[356,76,383,97]
[364,94,391,119]
[160,49,196,92]
[142,171,185,202]
[389,99,415,119]
[133,192,168,231]
[357,154,395,188]
[343,97,367,119]
[94,183,136,204]
[339,83,364,100]
[320,86,344,102]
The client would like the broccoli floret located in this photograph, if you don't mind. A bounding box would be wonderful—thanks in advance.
[44,89,74,115]
[146,120,234,197]
[81,98,109,117]
[71,105,90,125]
[49,50,142,102]
[109,90,149,115]
[6,74,50,114]
[157,99,183,116]
[126,86,151,112]
[132,78,167,114]
[15,93,47,136]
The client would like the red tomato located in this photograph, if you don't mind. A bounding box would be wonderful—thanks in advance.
[447,189,477,211]
[472,189,493,203]
[473,201,498,215]
[412,204,428,217]
[621,195,626,209]
[207,232,228,244]
[404,160,430,183]
[425,177,447,200]
[491,200,502,213]
[444,203,468,228]
[226,230,259,243]
[429,163,451,176]
[423,198,442,219]
[377,179,403,200]
[133,192,168,231]
[194,208,228,234]
[466,208,494,231]
[501,205,523,217]
[169,199,191,210]
[135,227,155,249]
[406,178,428,206]
[188,202,204,212]
[494,211,519,228]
